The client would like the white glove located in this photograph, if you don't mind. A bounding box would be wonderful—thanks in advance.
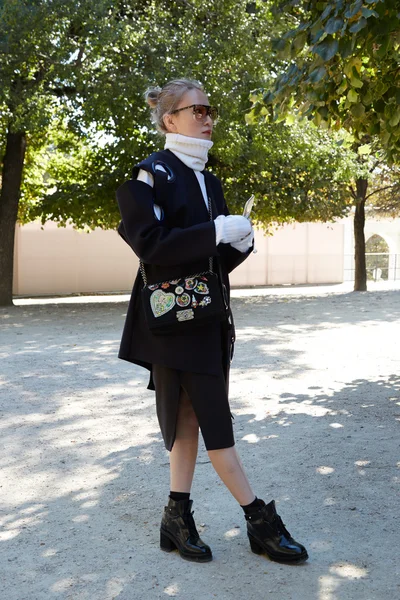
[231,229,254,253]
[214,214,252,245]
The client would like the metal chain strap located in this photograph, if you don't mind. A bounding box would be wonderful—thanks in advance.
[140,195,214,287]
[139,260,148,286]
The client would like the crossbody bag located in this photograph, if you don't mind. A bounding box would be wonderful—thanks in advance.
[140,196,227,335]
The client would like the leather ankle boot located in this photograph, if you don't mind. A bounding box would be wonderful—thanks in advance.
[245,499,308,563]
[160,497,212,562]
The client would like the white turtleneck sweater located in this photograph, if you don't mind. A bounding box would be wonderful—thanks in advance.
[136,133,253,251]
[137,133,212,213]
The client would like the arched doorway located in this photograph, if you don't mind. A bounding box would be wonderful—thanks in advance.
[365,234,390,281]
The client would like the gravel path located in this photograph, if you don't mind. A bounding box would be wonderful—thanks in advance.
[1,288,399,600]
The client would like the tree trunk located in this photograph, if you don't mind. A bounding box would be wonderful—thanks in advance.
[0,131,26,306]
[353,177,368,292]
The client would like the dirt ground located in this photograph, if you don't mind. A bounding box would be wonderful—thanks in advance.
[1,285,399,600]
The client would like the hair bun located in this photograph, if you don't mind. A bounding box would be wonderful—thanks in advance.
[144,79,204,133]
[145,86,162,109]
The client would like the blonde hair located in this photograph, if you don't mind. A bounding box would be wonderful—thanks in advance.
[144,78,204,133]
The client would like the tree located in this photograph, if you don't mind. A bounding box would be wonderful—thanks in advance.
[24,0,282,229]
[366,162,400,218]
[26,0,354,230]
[0,0,121,305]
[3,0,285,305]
[214,119,356,225]
[250,0,400,290]
[1,0,355,305]
[29,119,356,232]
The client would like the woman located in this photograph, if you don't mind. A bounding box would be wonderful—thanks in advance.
[116,78,308,564]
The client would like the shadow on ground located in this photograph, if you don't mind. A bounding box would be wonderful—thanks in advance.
[1,291,399,599]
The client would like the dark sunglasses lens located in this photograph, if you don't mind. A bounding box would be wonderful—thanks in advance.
[193,105,218,121]
[193,106,206,120]
[209,106,218,121]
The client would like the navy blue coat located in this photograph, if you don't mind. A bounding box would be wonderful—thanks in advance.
[116,149,252,389]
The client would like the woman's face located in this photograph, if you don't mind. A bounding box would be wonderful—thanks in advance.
[163,88,215,140]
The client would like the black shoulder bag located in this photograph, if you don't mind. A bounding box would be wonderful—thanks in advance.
[140,196,228,335]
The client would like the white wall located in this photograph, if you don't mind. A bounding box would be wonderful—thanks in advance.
[13,220,345,297]
[13,221,138,296]
[230,222,344,287]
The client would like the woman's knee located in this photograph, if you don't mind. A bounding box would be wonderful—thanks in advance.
[177,390,199,430]
[207,446,237,470]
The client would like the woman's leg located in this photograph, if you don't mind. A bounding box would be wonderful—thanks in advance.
[169,370,308,563]
[161,390,212,562]
[207,445,256,506]
[208,442,308,563]
[169,389,200,492]
[177,369,255,505]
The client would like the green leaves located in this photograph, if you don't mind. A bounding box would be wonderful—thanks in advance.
[262,0,400,163]
[388,107,400,128]
[313,38,339,61]
[347,89,359,103]
[307,66,327,83]
[325,17,344,34]
[344,0,363,19]
[8,0,315,230]
[349,17,367,33]
[357,143,371,155]
[361,7,379,19]
[350,102,365,118]
[3,0,398,233]
[229,120,356,225]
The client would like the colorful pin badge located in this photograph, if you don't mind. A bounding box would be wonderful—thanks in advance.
[176,293,190,307]
[199,296,212,307]
[191,295,198,309]
[176,309,194,322]
[185,278,197,290]
[194,282,209,295]
[150,289,176,318]
[148,284,159,291]
[175,286,184,294]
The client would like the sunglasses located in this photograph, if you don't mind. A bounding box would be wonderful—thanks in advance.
[170,104,219,123]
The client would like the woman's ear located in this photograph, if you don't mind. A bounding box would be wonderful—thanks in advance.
[163,114,177,133]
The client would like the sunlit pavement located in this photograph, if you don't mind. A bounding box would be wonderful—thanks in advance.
[2,284,400,599]
[12,280,400,306]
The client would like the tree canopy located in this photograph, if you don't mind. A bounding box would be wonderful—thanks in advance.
[252,0,400,162]
[246,0,400,291]
[6,0,355,230]
[0,0,364,303]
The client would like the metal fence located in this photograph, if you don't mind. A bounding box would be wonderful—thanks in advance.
[344,253,400,282]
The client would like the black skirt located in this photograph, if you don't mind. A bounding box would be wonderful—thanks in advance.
[152,363,235,451]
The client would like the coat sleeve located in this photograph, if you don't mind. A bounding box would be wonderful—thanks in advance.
[116,179,217,266]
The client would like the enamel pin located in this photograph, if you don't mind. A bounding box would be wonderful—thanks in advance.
[176,293,190,307]
[194,282,209,295]
[150,289,176,318]
[176,309,194,322]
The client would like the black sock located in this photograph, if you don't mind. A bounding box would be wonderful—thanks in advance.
[169,491,190,501]
[240,496,265,514]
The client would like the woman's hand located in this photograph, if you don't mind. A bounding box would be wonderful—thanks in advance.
[230,229,254,253]
[214,215,252,245]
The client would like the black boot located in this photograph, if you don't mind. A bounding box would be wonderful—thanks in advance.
[245,499,308,563]
[160,497,212,562]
